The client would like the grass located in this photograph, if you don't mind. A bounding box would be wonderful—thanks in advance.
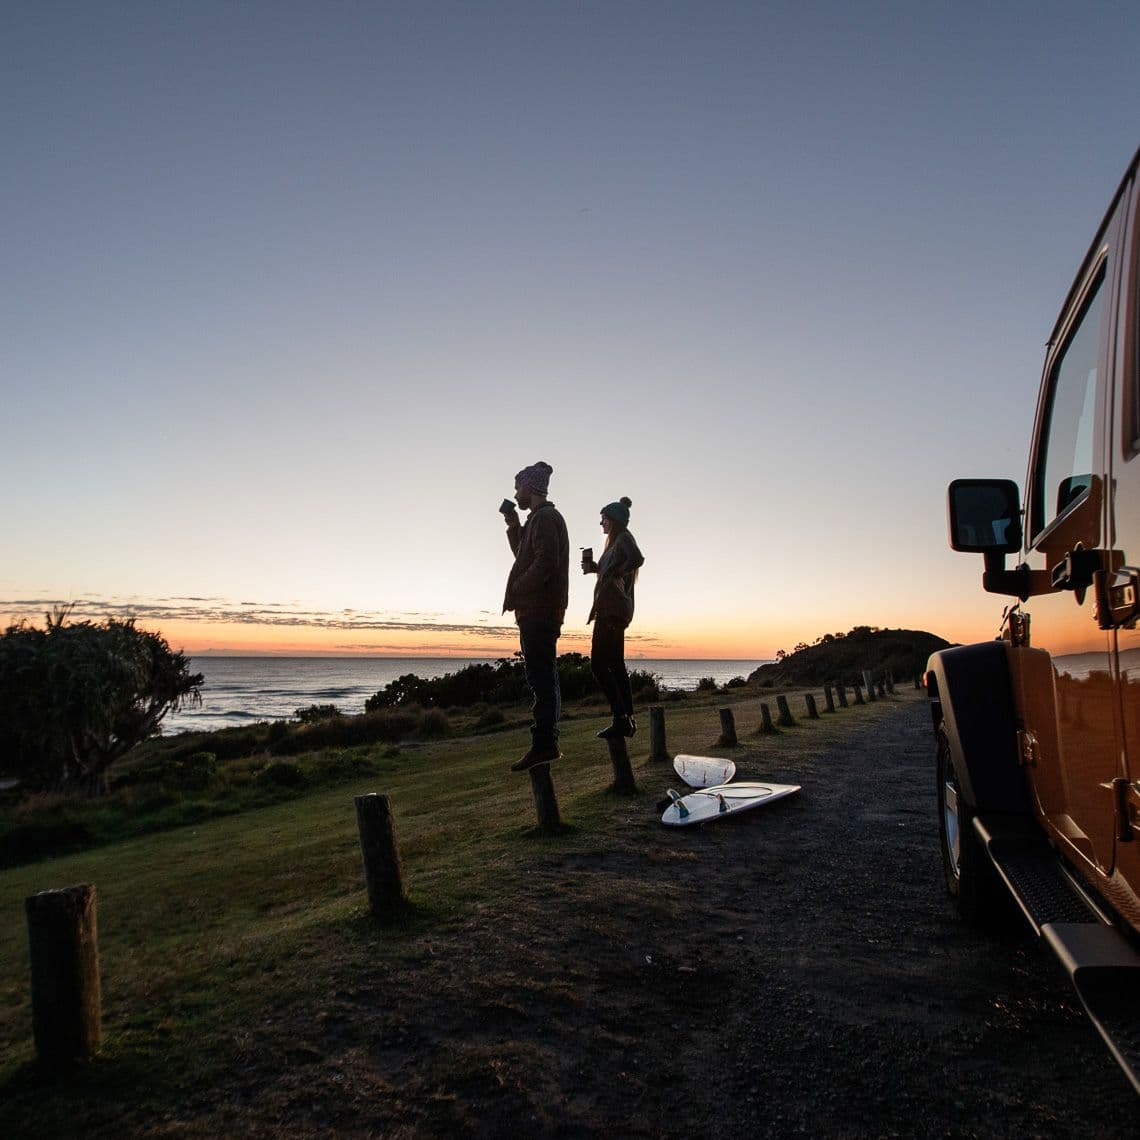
[0,682,923,1137]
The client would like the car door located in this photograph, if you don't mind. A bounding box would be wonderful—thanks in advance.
[1102,163,1140,897]
[1020,221,1121,877]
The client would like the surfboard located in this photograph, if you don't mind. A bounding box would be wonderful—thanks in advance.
[660,781,800,827]
[673,753,737,788]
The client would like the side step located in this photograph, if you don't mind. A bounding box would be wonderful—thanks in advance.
[975,815,1140,1095]
[973,815,1104,932]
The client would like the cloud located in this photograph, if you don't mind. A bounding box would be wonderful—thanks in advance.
[0,597,670,655]
[0,595,519,638]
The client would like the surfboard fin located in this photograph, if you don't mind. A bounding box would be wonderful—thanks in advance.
[667,788,690,818]
[716,793,728,814]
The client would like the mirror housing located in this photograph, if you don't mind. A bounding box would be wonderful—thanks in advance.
[947,478,1022,554]
[947,478,1047,599]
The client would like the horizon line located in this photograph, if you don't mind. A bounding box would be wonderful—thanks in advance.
[186,651,774,661]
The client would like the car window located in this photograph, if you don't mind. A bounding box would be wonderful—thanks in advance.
[1032,263,1106,536]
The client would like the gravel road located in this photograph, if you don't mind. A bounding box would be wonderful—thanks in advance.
[624,696,1138,1138]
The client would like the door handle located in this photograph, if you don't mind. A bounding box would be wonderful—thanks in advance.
[1051,547,1102,591]
[1094,566,1140,629]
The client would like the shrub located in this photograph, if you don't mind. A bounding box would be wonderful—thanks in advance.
[417,708,451,738]
[123,788,179,813]
[364,652,610,711]
[367,659,528,709]
[295,704,342,723]
[695,677,718,692]
[475,707,506,730]
[629,669,661,701]
[0,609,203,794]
[312,751,378,782]
[257,762,307,789]
[269,707,429,754]
[171,751,218,790]
[725,676,747,689]
[198,728,265,762]
[266,721,290,746]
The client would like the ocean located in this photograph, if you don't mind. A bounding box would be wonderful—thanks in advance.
[163,657,771,735]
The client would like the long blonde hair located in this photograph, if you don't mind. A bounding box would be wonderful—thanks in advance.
[603,497,638,586]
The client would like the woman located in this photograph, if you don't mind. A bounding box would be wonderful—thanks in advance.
[583,496,645,739]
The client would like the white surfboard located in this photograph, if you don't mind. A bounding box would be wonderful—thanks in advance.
[673,754,737,788]
[660,781,800,827]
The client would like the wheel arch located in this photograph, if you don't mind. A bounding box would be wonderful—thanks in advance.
[925,641,1030,815]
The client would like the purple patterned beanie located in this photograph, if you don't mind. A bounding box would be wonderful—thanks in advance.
[515,461,553,496]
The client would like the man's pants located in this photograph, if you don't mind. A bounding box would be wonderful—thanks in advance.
[518,616,561,750]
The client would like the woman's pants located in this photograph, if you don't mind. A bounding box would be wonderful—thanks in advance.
[591,619,633,719]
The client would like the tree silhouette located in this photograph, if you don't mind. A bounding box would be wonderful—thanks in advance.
[0,609,202,794]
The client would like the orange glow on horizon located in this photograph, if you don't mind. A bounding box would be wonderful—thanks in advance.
[136,610,1006,660]
[145,617,779,660]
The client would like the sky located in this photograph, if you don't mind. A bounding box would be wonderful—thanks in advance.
[3,1,1139,659]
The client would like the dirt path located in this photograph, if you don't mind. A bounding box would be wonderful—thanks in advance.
[163,698,1138,1136]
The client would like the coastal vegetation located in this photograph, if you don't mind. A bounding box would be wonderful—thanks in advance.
[364,651,660,710]
[751,625,950,687]
[0,610,202,796]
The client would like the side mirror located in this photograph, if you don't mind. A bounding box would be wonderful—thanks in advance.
[947,478,1022,554]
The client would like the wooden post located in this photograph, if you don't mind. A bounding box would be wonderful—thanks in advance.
[853,683,864,705]
[877,679,886,698]
[862,669,877,702]
[26,883,101,1063]
[804,693,819,719]
[606,736,638,794]
[887,674,896,694]
[914,674,922,689]
[717,707,738,746]
[835,682,848,709]
[759,703,776,733]
[354,794,406,915]
[823,683,835,713]
[647,706,671,762]
[528,763,562,833]
[776,695,796,727]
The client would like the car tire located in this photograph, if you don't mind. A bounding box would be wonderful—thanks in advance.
[936,725,1015,929]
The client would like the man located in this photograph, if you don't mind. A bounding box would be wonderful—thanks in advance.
[501,460,570,772]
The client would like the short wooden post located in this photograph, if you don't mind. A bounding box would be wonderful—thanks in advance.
[863,670,877,702]
[647,706,671,762]
[606,736,637,794]
[355,794,406,915]
[759,703,776,733]
[835,682,848,709]
[914,674,922,689]
[26,883,101,1063]
[804,693,819,719]
[877,679,886,698]
[776,695,796,727]
[823,683,835,713]
[717,707,738,746]
[528,763,562,833]
[887,674,896,694]
[853,683,864,705]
